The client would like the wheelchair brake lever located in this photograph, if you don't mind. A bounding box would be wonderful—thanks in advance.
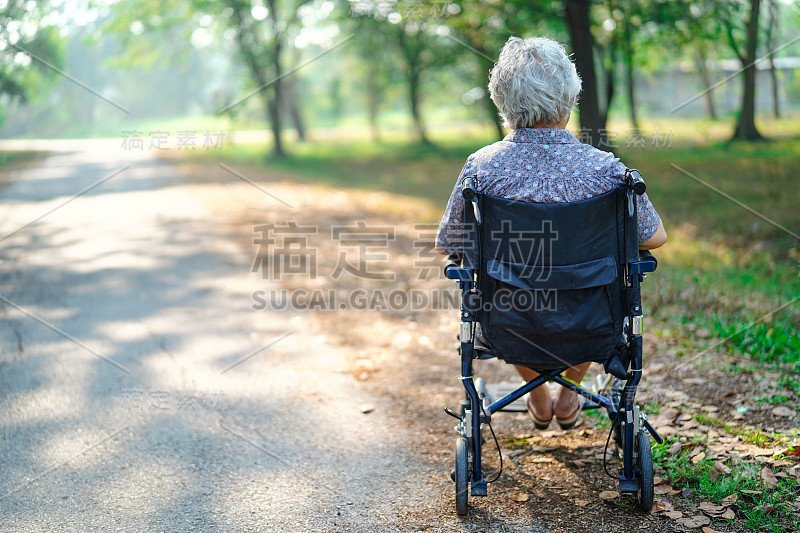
[471,200,482,224]
[444,407,463,421]
[641,414,664,444]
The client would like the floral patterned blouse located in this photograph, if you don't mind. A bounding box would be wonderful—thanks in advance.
[436,128,662,255]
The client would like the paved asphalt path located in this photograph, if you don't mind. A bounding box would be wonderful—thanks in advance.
[0,143,465,532]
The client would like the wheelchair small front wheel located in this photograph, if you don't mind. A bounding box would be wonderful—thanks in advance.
[635,431,654,512]
[454,437,469,515]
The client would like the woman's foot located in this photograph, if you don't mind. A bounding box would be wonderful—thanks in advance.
[554,390,582,430]
[526,396,553,430]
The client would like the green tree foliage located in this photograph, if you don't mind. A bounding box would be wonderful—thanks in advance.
[0,1,64,126]
[346,0,457,145]
[106,0,317,157]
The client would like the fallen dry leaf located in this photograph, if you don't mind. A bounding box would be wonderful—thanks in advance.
[511,493,530,502]
[691,452,706,464]
[737,444,774,457]
[650,501,667,513]
[756,503,776,515]
[741,489,762,495]
[676,515,711,528]
[663,510,683,519]
[720,493,738,505]
[771,406,795,418]
[599,491,619,500]
[680,487,692,498]
[714,462,732,475]
[698,502,725,514]
[659,406,680,420]
[760,466,779,489]
[575,499,590,507]
[702,527,722,533]
[722,508,735,519]
[708,468,721,482]
[654,484,673,495]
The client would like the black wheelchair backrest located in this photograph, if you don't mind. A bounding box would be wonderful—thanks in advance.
[463,187,639,369]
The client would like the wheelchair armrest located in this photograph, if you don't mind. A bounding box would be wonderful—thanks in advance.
[444,257,473,281]
[629,250,657,274]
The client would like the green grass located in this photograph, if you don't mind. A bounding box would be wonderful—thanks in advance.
[652,439,800,532]
[695,412,792,446]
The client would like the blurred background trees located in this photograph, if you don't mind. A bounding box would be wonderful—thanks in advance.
[0,0,64,128]
[1,0,799,150]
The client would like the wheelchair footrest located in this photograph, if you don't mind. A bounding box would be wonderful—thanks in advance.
[485,383,528,412]
[471,479,488,496]
[618,477,638,493]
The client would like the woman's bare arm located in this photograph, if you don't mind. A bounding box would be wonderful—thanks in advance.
[639,221,667,250]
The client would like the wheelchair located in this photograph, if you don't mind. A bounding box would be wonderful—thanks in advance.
[443,169,663,515]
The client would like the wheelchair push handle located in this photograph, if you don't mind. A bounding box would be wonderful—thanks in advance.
[638,249,656,264]
[462,177,476,200]
[444,255,460,277]
[626,169,646,195]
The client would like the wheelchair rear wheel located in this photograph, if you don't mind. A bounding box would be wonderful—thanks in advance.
[635,431,654,512]
[455,437,469,515]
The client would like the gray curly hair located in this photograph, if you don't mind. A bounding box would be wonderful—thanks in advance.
[488,36,582,129]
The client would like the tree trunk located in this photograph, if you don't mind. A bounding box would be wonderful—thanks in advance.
[767,0,780,118]
[367,66,381,143]
[267,95,284,158]
[602,44,616,128]
[267,47,286,158]
[695,46,718,120]
[288,92,306,142]
[228,0,286,157]
[408,66,430,145]
[732,0,763,141]
[622,20,638,130]
[566,0,604,147]
[768,58,780,119]
[487,97,504,140]
[282,76,305,142]
[482,58,505,139]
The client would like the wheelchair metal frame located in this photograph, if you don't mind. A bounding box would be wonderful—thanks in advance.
[444,170,663,508]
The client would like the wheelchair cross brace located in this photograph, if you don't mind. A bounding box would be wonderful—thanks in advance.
[455,322,661,496]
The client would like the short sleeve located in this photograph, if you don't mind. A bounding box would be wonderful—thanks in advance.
[610,159,662,243]
[436,156,475,255]
[635,192,662,243]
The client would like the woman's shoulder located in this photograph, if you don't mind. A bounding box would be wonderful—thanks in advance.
[575,143,627,178]
[464,139,520,174]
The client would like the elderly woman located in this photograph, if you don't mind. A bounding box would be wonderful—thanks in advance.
[436,36,667,430]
